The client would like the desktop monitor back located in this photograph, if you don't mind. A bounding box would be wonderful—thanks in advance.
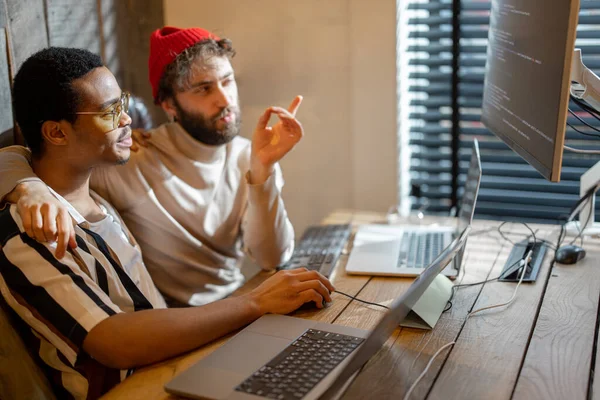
[481,0,580,181]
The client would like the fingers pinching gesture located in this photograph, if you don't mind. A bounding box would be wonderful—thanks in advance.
[251,96,304,168]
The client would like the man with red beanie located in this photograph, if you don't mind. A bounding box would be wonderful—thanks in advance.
[0,26,303,306]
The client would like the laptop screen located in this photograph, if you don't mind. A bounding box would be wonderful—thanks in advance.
[457,139,482,234]
[319,226,471,400]
[453,139,482,271]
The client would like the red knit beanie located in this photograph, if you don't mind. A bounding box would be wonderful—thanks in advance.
[148,26,220,103]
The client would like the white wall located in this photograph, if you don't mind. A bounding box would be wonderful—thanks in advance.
[164,0,398,234]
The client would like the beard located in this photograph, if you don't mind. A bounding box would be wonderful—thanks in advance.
[115,127,132,165]
[116,155,130,165]
[173,98,241,146]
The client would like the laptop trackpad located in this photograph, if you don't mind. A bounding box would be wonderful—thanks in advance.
[201,331,291,373]
[349,230,401,267]
[246,314,316,339]
[165,366,245,400]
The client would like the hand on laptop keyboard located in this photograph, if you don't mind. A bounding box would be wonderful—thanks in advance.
[246,269,335,315]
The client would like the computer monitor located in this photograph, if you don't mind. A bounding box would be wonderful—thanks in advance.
[481,0,580,182]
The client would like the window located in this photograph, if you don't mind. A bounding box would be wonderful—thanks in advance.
[399,0,600,223]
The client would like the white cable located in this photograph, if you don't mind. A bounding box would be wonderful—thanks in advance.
[409,259,470,372]
[564,145,600,154]
[403,250,533,399]
[402,341,455,400]
[409,256,471,372]
[466,250,531,319]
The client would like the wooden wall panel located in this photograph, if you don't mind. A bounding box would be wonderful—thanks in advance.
[99,0,120,79]
[5,0,48,72]
[0,0,6,29]
[46,0,101,54]
[106,0,166,125]
[5,0,48,145]
[0,28,14,147]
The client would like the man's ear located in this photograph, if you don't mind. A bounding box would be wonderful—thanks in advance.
[161,98,178,122]
[40,121,68,147]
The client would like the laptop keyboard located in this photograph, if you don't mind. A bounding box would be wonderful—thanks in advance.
[235,328,364,399]
[397,231,446,269]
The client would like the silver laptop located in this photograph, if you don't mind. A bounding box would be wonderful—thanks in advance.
[164,226,471,400]
[345,139,482,278]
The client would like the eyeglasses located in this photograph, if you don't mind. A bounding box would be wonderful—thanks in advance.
[75,91,130,130]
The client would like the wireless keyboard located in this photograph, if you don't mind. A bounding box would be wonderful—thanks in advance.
[280,224,352,277]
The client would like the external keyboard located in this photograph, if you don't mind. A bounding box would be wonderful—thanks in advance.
[281,224,352,277]
[235,328,364,399]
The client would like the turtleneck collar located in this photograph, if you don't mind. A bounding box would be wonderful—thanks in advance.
[167,122,226,163]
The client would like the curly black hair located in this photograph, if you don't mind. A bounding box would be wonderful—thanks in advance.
[12,47,103,156]
[156,38,235,104]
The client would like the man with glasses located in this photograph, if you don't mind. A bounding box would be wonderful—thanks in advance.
[0,47,333,399]
[0,27,302,306]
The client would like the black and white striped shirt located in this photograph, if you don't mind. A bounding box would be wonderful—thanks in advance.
[0,191,166,399]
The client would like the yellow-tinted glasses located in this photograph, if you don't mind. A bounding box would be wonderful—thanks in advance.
[75,91,130,130]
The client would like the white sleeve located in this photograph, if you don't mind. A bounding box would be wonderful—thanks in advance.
[241,163,295,270]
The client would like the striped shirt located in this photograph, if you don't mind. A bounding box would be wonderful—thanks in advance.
[0,190,166,400]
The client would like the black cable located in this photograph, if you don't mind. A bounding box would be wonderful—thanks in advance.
[337,222,535,314]
[442,251,532,314]
[570,193,595,246]
[571,95,600,122]
[442,275,503,314]
[475,223,558,250]
[572,97,600,119]
[553,182,599,256]
[554,217,568,263]
[538,239,558,251]
[568,109,600,135]
[338,209,580,315]
[567,122,600,138]
[566,184,598,224]
[443,191,596,314]
[335,290,390,310]
[443,301,453,312]
[497,221,537,247]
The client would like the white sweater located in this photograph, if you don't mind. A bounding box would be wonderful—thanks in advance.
[0,123,295,305]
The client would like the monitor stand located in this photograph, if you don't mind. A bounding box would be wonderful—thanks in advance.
[499,240,547,283]
[565,160,600,236]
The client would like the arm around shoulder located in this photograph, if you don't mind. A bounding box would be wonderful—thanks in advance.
[0,146,41,202]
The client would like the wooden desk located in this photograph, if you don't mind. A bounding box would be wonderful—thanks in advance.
[102,210,600,400]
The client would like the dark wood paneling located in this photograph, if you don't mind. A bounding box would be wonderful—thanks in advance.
[99,0,120,81]
[46,0,100,54]
[0,0,7,29]
[102,0,166,126]
[0,28,13,147]
[5,0,48,73]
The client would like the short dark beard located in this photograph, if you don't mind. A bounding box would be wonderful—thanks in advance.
[172,97,241,146]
